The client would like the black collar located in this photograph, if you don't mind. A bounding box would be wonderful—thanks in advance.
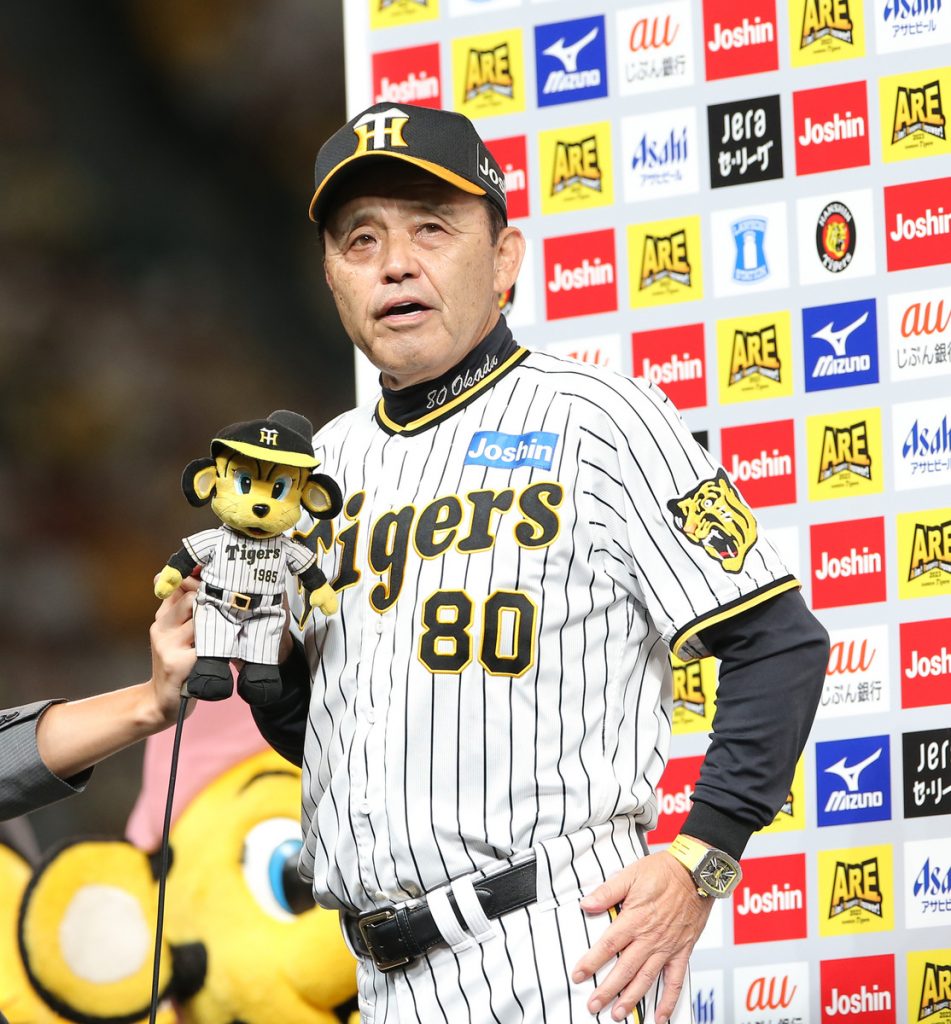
[374,317,527,436]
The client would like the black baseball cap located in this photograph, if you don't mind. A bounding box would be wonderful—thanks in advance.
[309,102,507,226]
[211,409,318,468]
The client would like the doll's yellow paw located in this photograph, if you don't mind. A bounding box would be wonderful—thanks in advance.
[154,565,184,600]
[309,582,339,615]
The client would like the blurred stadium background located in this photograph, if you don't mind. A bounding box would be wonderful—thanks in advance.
[0,0,350,848]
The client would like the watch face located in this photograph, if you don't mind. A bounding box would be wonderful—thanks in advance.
[697,851,741,896]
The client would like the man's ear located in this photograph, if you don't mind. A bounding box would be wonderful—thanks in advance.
[182,458,218,507]
[493,225,526,297]
[301,473,343,519]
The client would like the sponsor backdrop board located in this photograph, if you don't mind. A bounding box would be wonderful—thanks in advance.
[345,1,951,1020]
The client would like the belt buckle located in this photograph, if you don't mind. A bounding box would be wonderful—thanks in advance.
[357,909,412,973]
[230,591,252,611]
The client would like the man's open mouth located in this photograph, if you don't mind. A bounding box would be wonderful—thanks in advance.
[381,301,429,318]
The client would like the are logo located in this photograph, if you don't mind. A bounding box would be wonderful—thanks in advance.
[621,107,700,203]
[734,962,809,1024]
[485,135,528,220]
[534,15,607,108]
[720,420,796,509]
[819,845,893,936]
[539,121,613,215]
[544,229,616,321]
[898,507,951,600]
[615,2,695,97]
[820,953,895,1023]
[887,286,951,383]
[733,854,807,944]
[544,334,622,370]
[369,0,437,31]
[802,298,879,393]
[798,189,875,285]
[760,758,807,836]
[892,396,951,492]
[904,836,951,931]
[452,29,525,118]
[816,735,891,826]
[790,0,866,66]
[876,0,951,55]
[372,43,441,108]
[707,94,783,188]
[631,323,706,409]
[710,202,789,298]
[907,950,951,1024]
[717,311,793,404]
[806,407,883,502]
[793,80,869,175]
[651,754,703,845]
[818,624,890,720]
[627,216,703,309]
[810,516,886,610]
[903,727,951,820]
[885,177,951,272]
[880,68,950,163]
[670,653,718,734]
[702,0,779,81]
[901,617,951,710]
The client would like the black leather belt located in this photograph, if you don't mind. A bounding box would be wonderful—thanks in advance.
[205,585,281,610]
[343,859,537,972]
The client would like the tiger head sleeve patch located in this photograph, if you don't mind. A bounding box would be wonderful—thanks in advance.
[667,468,758,574]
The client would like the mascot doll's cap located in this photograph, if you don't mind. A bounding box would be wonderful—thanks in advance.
[211,409,318,468]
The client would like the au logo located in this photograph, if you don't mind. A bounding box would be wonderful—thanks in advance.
[667,469,757,573]
[732,218,768,283]
[790,0,865,66]
[452,30,525,118]
[898,507,951,600]
[717,311,793,404]
[816,201,856,273]
[671,653,717,734]
[819,844,893,935]
[539,122,613,214]
[628,216,702,309]
[880,68,951,164]
[369,0,437,31]
[807,408,882,501]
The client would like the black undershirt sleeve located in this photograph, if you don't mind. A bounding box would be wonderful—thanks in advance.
[679,589,829,860]
[167,547,199,577]
[250,638,310,767]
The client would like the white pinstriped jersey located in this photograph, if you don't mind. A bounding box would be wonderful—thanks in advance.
[290,349,796,915]
[184,527,316,596]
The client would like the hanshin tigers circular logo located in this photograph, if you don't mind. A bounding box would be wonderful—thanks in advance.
[815,200,856,273]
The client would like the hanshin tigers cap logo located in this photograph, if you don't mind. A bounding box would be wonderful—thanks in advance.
[667,469,758,573]
[309,103,507,225]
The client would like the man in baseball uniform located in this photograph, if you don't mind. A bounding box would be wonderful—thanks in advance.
[252,104,829,1024]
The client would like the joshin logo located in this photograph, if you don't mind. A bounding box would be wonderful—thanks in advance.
[810,516,886,609]
[465,431,559,470]
[544,228,617,320]
[820,954,895,1024]
[884,177,951,272]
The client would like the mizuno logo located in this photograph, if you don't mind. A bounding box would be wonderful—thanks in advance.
[542,27,599,72]
[824,748,881,792]
[811,311,868,357]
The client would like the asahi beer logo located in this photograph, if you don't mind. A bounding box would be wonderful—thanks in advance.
[652,755,703,844]
[820,954,896,1024]
[819,845,893,936]
[370,0,437,31]
[631,323,706,409]
[534,15,608,108]
[486,135,529,220]
[798,189,875,285]
[539,121,613,215]
[711,202,789,297]
[543,229,617,321]
[691,969,725,1024]
[880,68,950,163]
[734,962,809,1024]
[733,855,808,944]
[885,176,951,272]
[898,507,951,600]
[818,624,889,720]
[707,94,783,188]
[452,29,525,117]
[544,334,622,370]
[627,216,704,310]
[790,0,866,66]
[902,727,951,819]
[670,652,718,734]
[719,419,796,508]
[372,43,441,108]
[793,80,869,175]
[904,837,951,931]
[620,106,700,203]
[816,735,891,826]
[615,2,694,97]
[887,285,951,383]
[802,298,879,392]
[716,310,793,404]
[810,516,886,610]
[807,407,883,502]
[702,0,779,81]
[893,396,951,492]
[876,0,951,55]
[901,616,951,710]
[907,950,951,1024]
